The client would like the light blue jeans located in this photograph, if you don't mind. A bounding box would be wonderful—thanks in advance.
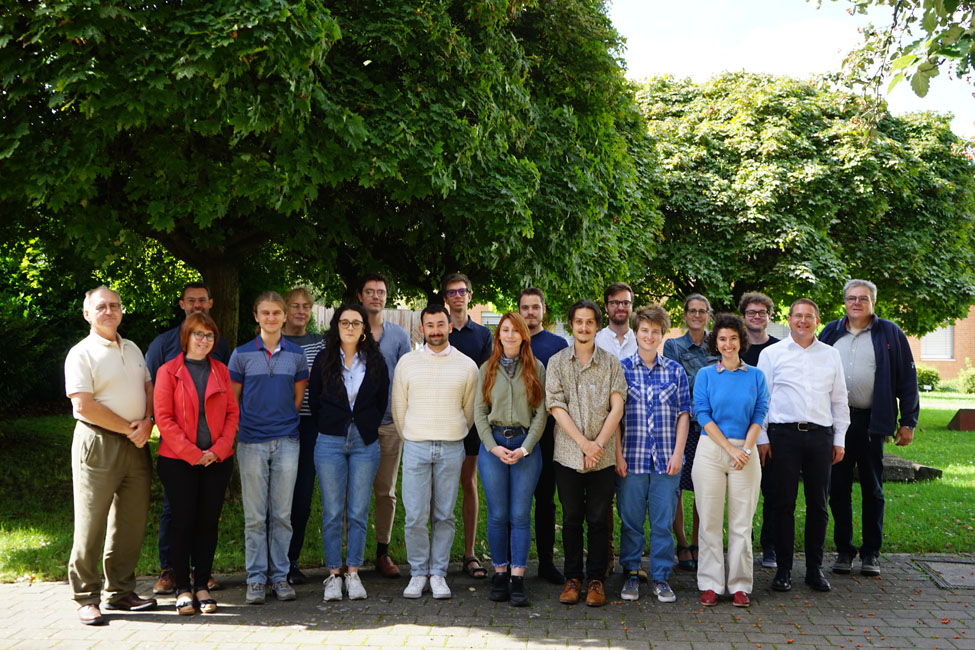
[401,439,465,577]
[477,430,542,569]
[237,437,300,585]
[314,425,381,569]
[617,470,681,581]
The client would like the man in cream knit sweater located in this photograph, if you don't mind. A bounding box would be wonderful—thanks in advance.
[392,304,478,600]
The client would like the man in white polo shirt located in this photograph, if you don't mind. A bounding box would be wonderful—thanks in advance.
[64,286,157,625]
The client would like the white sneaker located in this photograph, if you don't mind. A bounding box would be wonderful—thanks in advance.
[429,575,451,599]
[403,575,427,599]
[345,572,367,600]
[322,574,343,601]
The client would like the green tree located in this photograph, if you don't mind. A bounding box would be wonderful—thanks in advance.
[636,73,975,334]
[821,0,975,98]
[1,0,658,344]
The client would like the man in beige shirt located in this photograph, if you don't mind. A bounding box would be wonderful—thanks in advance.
[546,299,626,608]
[64,286,157,625]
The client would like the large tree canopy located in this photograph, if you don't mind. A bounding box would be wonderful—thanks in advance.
[636,73,975,335]
[1,0,658,344]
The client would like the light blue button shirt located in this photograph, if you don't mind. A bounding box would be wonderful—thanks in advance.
[340,349,367,408]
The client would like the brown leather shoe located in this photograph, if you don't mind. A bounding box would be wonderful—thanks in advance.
[104,593,157,611]
[559,578,582,605]
[207,575,222,591]
[586,579,606,607]
[78,604,105,626]
[376,554,401,578]
[152,568,175,595]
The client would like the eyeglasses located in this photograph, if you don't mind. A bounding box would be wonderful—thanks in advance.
[362,289,387,298]
[685,309,710,316]
[94,302,122,313]
[845,295,871,305]
[744,309,770,318]
[191,331,215,342]
[607,300,632,308]
[338,319,364,330]
[445,288,469,298]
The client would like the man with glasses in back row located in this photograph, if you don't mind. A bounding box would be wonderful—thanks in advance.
[819,280,918,578]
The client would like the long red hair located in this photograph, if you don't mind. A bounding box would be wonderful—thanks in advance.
[481,312,544,408]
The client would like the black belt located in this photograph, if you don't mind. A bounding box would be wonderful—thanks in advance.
[850,406,872,414]
[492,425,526,439]
[768,422,830,432]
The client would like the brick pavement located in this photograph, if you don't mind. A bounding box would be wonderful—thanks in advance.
[2,554,972,650]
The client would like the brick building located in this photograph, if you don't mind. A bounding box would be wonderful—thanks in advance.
[906,305,975,380]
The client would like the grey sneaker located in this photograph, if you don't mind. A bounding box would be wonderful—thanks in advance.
[345,572,367,600]
[761,549,777,569]
[322,574,343,601]
[860,555,881,577]
[832,552,853,575]
[271,580,296,601]
[652,580,677,603]
[246,582,265,605]
[620,574,640,601]
[403,575,427,599]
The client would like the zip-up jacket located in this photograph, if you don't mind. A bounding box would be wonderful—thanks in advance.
[819,315,919,436]
[154,353,239,464]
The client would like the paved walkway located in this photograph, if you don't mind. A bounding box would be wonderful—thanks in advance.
[3,554,973,649]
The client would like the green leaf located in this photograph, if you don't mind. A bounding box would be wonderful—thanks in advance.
[911,70,931,96]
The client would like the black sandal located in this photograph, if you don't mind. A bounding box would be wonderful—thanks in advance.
[175,592,195,616]
[677,545,697,571]
[463,556,488,579]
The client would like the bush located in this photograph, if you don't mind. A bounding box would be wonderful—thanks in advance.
[959,359,975,394]
[916,365,940,391]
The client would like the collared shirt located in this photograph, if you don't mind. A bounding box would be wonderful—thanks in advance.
[756,336,850,447]
[448,315,492,367]
[228,336,309,443]
[423,343,453,357]
[546,345,627,472]
[595,327,638,360]
[339,349,367,408]
[65,331,151,423]
[832,317,876,409]
[662,331,718,418]
[620,351,690,474]
[694,360,770,441]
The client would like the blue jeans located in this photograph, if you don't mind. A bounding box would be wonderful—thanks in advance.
[618,471,681,581]
[314,426,381,569]
[477,430,542,569]
[237,437,300,585]
[401,439,465,577]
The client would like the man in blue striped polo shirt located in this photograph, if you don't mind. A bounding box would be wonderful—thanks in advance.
[228,291,309,605]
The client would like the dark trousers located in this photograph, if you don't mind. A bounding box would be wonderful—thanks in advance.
[157,455,234,593]
[555,463,615,582]
[288,415,319,566]
[759,453,775,552]
[158,492,172,568]
[830,409,885,558]
[768,425,833,572]
[532,418,558,565]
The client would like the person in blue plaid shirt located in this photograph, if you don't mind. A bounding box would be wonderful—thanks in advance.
[615,306,691,603]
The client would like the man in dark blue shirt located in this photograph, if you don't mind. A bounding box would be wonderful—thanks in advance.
[146,283,230,596]
[444,272,492,579]
[519,287,569,583]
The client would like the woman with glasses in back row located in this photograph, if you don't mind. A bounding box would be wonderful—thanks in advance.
[154,313,239,615]
[310,305,389,602]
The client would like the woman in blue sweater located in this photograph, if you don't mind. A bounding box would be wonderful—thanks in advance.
[692,314,769,608]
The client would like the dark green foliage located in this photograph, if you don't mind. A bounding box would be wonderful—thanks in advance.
[916,365,940,391]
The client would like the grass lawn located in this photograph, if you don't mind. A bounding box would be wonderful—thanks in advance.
[2,393,973,582]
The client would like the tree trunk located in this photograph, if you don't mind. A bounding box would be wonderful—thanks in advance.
[200,261,240,349]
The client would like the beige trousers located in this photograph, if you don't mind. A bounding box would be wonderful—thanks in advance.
[691,434,761,594]
[68,421,151,606]
[372,422,404,545]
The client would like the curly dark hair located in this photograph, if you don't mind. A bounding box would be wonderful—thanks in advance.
[318,304,386,393]
[706,313,750,357]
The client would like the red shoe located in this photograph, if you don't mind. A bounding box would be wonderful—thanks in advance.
[700,589,718,606]
[732,591,750,607]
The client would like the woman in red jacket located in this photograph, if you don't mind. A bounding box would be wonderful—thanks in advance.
[154,312,239,615]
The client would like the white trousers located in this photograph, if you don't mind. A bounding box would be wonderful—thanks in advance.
[691,435,761,594]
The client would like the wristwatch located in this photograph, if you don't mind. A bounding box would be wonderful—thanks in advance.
[742,447,752,456]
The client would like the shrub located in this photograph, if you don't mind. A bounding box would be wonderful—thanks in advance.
[959,359,975,394]
[916,365,940,391]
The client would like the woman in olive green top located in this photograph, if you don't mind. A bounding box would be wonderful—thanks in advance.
[475,312,547,607]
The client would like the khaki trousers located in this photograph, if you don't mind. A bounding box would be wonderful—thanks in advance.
[68,421,151,606]
[692,435,761,595]
[372,422,404,545]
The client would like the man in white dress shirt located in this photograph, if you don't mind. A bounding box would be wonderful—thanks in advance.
[757,298,849,593]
